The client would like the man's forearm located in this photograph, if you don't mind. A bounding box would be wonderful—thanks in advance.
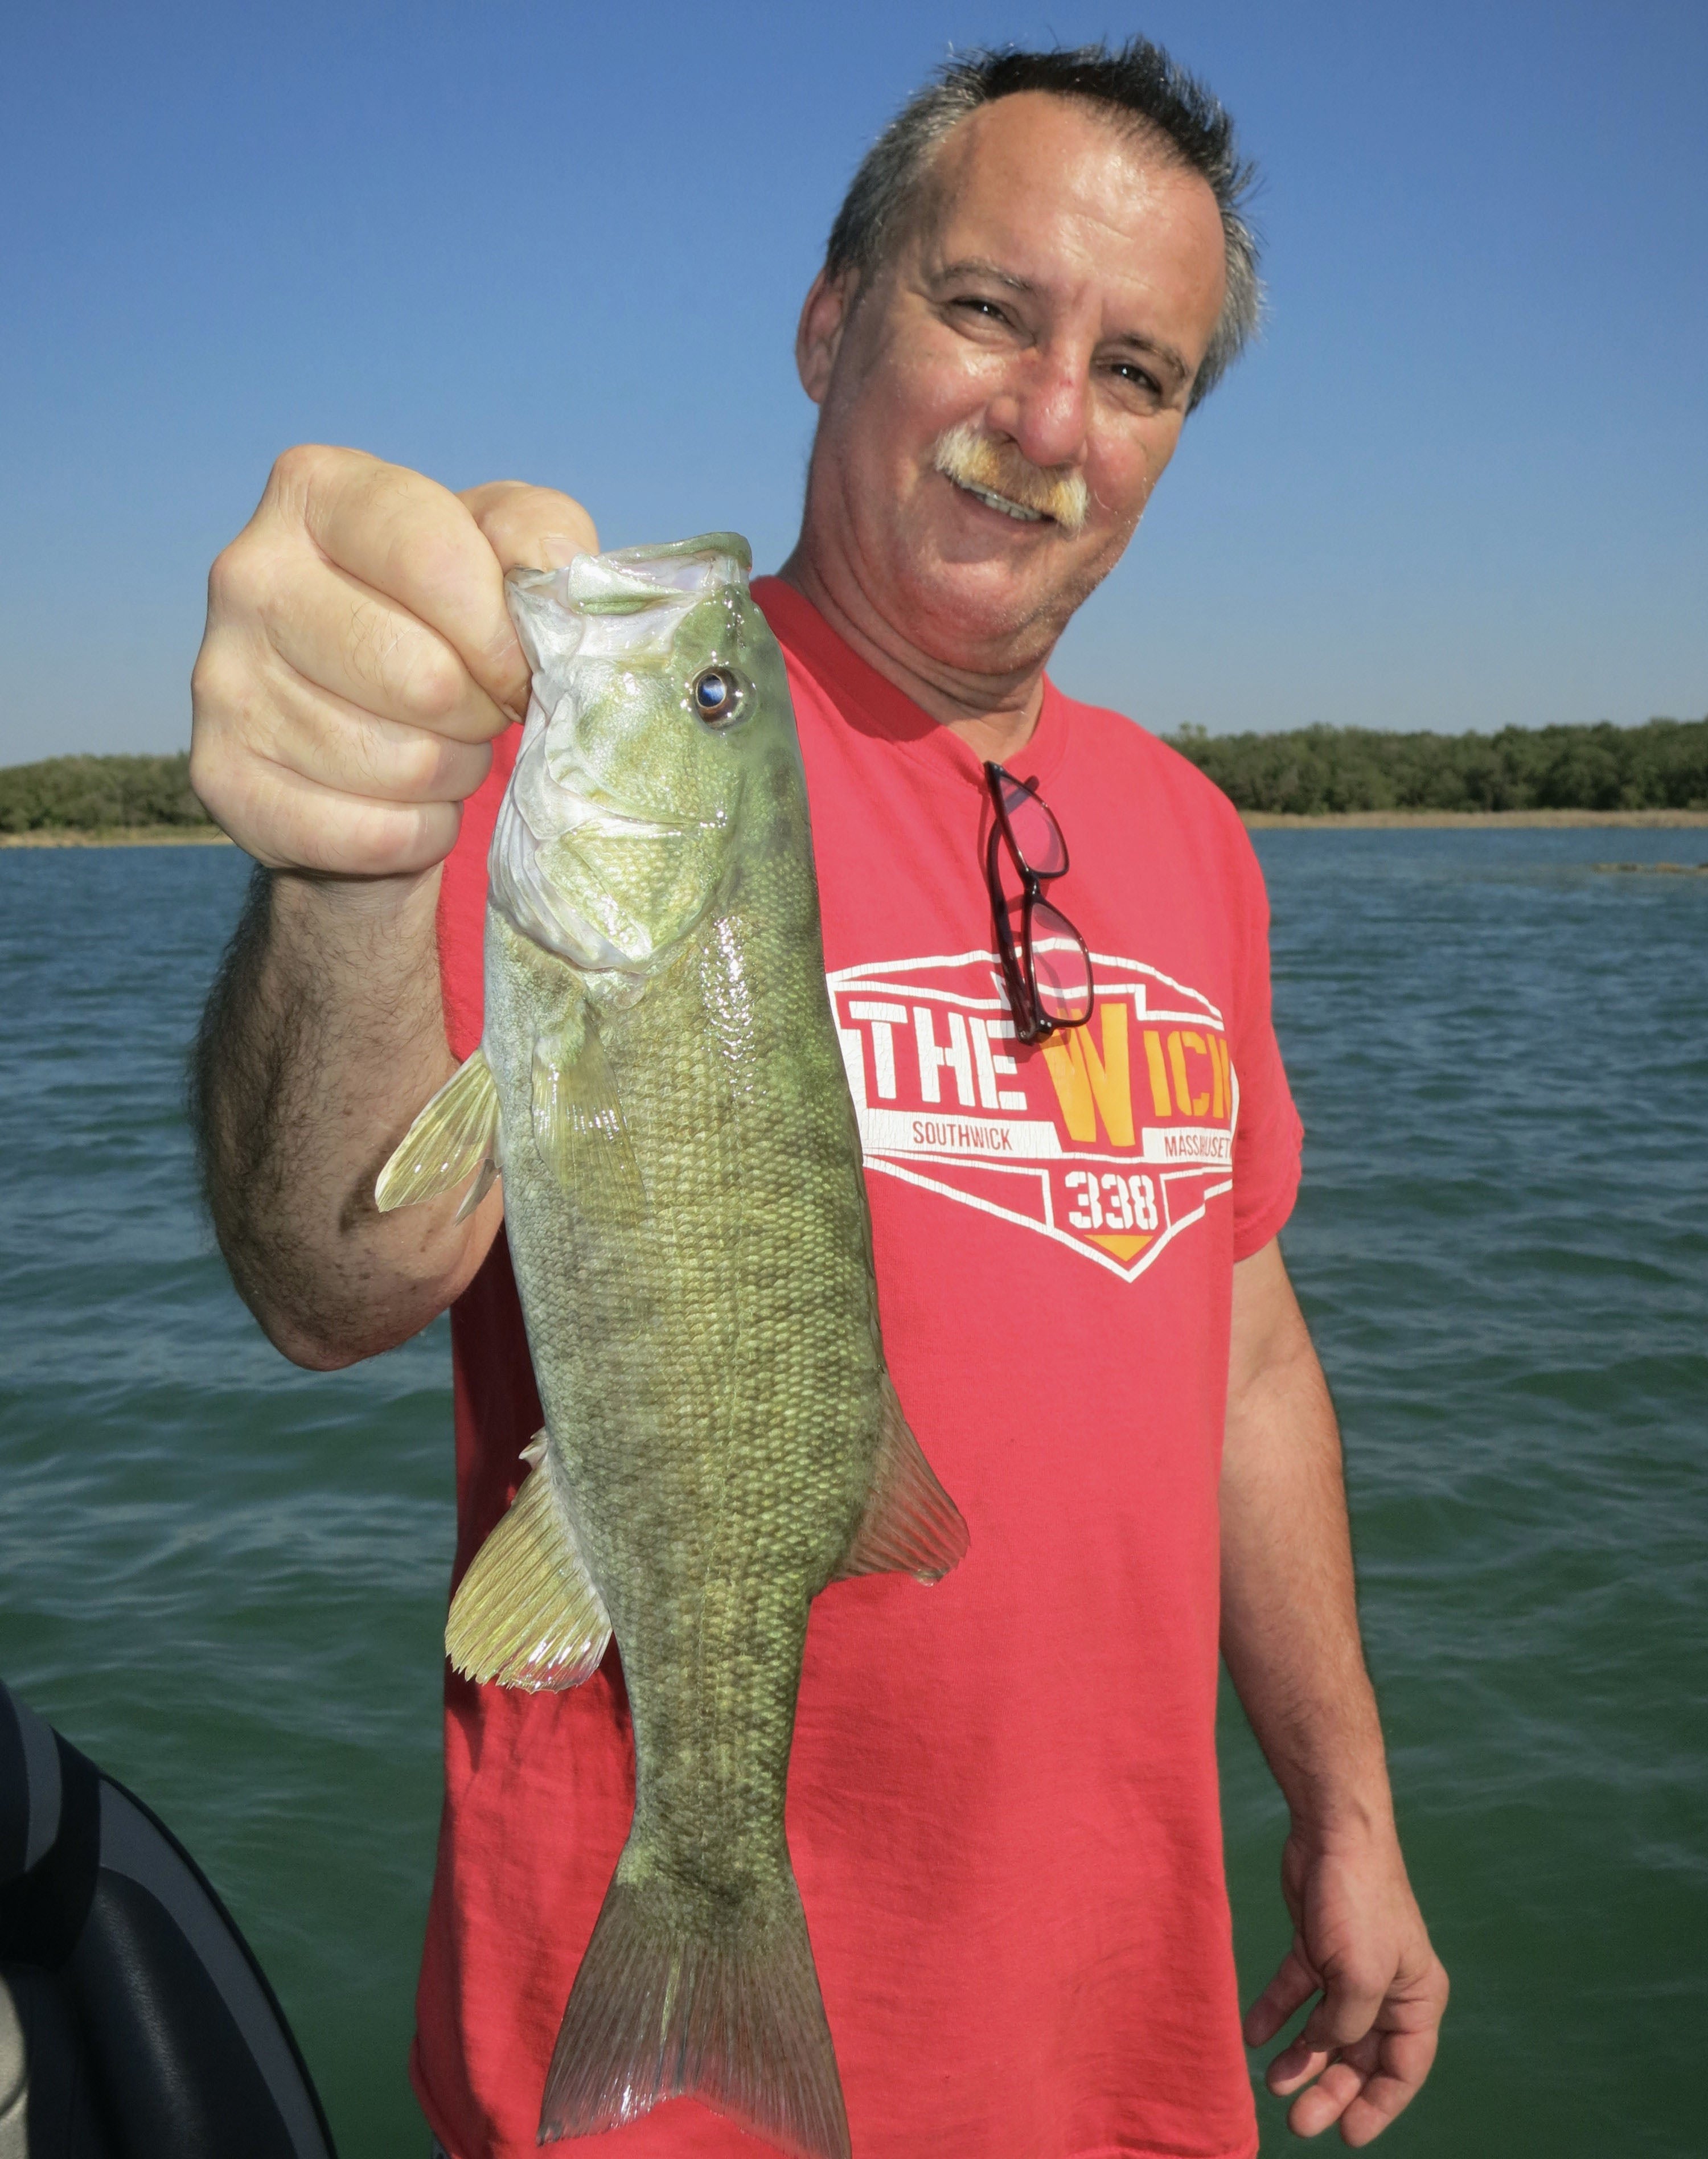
[1220,1240,1392,1834]
[1222,1241,1447,2138]
[191,864,498,1368]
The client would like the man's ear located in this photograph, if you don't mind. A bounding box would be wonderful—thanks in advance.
[795,266,859,405]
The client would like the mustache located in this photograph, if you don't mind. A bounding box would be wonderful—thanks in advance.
[931,421,1090,536]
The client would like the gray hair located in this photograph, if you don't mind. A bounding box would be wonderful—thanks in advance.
[824,40,1262,411]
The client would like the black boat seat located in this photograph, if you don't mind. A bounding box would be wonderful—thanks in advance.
[0,1681,336,2159]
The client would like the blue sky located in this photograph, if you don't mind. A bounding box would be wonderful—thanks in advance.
[2,0,1703,762]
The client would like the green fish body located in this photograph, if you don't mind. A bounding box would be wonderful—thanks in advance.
[377,534,967,2159]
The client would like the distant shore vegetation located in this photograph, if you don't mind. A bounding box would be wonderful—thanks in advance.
[0,752,211,834]
[2,719,1705,831]
[1165,716,1708,816]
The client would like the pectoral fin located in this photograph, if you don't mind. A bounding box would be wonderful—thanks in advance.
[454,1155,500,1223]
[836,1378,970,1584]
[532,1025,645,1226]
[375,1048,500,1212]
[446,1435,612,1690]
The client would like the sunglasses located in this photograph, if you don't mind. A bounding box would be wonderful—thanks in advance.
[983,762,1095,1045]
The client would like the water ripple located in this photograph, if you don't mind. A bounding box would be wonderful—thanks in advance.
[3,832,1703,2156]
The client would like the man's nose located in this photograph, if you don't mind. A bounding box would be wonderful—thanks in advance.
[986,345,1091,473]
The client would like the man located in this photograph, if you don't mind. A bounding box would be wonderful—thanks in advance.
[191,39,1447,2159]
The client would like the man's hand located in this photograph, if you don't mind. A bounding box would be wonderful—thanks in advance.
[190,446,598,874]
[1244,1821,1448,2144]
[187,450,598,1365]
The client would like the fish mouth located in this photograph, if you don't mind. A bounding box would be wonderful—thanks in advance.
[491,539,750,974]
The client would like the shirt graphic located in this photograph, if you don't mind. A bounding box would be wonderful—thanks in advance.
[829,947,1238,1283]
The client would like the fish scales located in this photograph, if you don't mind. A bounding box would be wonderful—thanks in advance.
[376,533,968,2159]
[487,902,876,1867]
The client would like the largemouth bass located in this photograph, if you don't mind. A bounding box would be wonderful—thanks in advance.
[376,533,968,2159]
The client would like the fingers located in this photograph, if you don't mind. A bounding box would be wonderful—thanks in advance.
[252,548,515,746]
[461,481,598,576]
[1285,2049,1367,2137]
[288,449,532,717]
[191,613,492,877]
[1335,2023,1442,2146]
[211,757,469,879]
[1254,1949,1450,2145]
[1266,2035,1334,2097]
[1271,2018,1442,2146]
[194,630,479,877]
[191,447,582,876]
[268,687,492,807]
[1247,1829,1448,2142]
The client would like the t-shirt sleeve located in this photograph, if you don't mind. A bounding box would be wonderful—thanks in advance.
[1225,828,1304,1259]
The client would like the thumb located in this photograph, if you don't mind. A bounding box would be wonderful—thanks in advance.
[461,481,599,576]
[1297,1955,1388,2054]
[1244,1942,1321,2047]
[454,483,599,720]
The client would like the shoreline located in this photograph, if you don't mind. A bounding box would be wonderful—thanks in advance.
[0,826,236,848]
[3,807,1706,850]
[1242,808,1708,830]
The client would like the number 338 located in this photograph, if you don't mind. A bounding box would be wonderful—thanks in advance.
[1065,1170,1158,1233]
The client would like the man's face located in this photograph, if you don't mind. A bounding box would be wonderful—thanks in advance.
[796,92,1229,676]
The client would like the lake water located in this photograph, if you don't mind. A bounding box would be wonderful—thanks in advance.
[1,831,1703,2157]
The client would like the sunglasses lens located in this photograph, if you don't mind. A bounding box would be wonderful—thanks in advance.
[997,774,1068,876]
[1029,902,1093,1024]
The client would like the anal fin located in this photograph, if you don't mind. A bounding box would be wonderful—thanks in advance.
[375,1047,500,1212]
[446,1435,611,1689]
[836,1377,969,1584]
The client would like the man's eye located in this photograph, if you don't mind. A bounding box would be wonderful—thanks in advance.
[1112,362,1161,396]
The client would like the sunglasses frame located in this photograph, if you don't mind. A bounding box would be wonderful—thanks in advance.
[983,762,1095,1046]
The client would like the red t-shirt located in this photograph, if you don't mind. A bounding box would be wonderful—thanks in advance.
[413,577,1301,2159]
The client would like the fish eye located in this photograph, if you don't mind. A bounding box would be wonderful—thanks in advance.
[689,666,746,728]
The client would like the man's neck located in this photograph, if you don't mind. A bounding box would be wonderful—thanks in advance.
[775,546,1048,767]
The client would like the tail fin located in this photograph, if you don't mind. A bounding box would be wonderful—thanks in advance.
[538,1866,850,2159]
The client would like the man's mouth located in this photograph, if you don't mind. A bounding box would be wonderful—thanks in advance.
[930,420,1089,535]
[952,477,1046,524]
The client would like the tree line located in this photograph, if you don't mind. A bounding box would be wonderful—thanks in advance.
[0,752,210,832]
[3,719,1705,831]
[1164,716,1708,815]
